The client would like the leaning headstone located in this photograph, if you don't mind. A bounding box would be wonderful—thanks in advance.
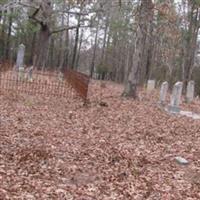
[159,81,169,105]
[186,81,195,103]
[147,80,155,91]
[168,82,183,113]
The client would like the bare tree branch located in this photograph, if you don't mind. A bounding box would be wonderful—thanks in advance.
[50,25,90,35]
[54,10,89,16]
[18,2,39,10]
[28,4,44,24]
[29,15,43,25]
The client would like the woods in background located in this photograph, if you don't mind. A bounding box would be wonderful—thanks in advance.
[1,0,200,97]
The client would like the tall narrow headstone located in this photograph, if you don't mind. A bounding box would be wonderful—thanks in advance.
[16,44,25,80]
[16,44,25,69]
[186,81,195,103]
[159,81,169,105]
[168,82,183,113]
[147,80,155,91]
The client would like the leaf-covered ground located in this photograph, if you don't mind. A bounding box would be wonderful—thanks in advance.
[1,80,200,199]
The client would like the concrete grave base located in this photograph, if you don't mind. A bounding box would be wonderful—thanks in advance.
[167,105,180,113]
[180,111,200,120]
[164,107,200,120]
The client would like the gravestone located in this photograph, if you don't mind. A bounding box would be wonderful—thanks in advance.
[16,44,25,69]
[186,81,195,103]
[16,44,25,80]
[175,156,189,165]
[18,66,25,80]
[159,81,169,105]
[168,82,183,113]
[147,80,155,91]
[58,71,64,81]
[27,66,33,82]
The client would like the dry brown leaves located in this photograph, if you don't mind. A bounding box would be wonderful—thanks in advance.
[0,80,200,199]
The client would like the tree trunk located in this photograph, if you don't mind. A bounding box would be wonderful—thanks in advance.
[48,37,54,69]
[75,29,83,69]
[58,1,66,71]
[90,17,100,78]
[123,0,154,98]
[0,12,6,60]
[30,0,53,69]
[30,32,36,64]
[71,13,81,69]
[182,4,199,92]
[101,14,110,63]
[5,10,13,60]
[34,25,50,69]
[63,9,70,70]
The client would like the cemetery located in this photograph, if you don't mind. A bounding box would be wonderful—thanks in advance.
[1,0,200,199]
[1,69,200,198]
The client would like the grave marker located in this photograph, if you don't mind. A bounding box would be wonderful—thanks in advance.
[186,80,195,103]
[27,66,33,82]
[147,80,155,91]
[159,81,168,105]
[168,82,183,113]
[16,44,25,70]
[16,44,25,80]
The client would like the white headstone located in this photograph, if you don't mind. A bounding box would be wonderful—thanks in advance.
[16,44,25,80]
[186,81,195,103]
[147,80,155,91]
[159,81,169,105]
[175,156,189,165]
[16,44,25,70]
[58,71,64,81]
[168,82,183,113]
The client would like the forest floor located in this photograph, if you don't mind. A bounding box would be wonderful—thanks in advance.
[1,80,200,199]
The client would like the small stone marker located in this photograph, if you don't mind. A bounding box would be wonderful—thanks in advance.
[168,82,183,113]
[18,66,25,81]
[27,66,33,82]
[175,156,189,165]
[147,80,155,91]
[159,81,168,105]
[58,71,64,81]
[186,80,195,103]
